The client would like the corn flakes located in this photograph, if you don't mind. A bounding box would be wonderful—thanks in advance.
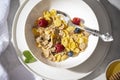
[32,9,89,62]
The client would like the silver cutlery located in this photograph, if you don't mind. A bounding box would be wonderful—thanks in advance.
[57,10,113,42]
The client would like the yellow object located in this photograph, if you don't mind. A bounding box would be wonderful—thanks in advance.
[56,54,61,62]
[66,26,75,32]
[63,30,69,37]
[43,11,51,21]
[69,42,76,50]
[79,38,84,43]
[83,36,88,43]
[69,38,74,42]
[106,60,120,80]
[32,28,39,37]
[74,48,80,53]
[50,9,57,16]
[45,30,51,35]
[61,55,68,61]
[61,37,69,47]
[54,18,62,27]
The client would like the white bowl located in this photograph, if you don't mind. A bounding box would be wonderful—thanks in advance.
[16,0,99,68]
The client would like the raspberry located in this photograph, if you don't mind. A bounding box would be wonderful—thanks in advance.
[72,17,81,25]
[55,43,65,53]
[38,18,48,27]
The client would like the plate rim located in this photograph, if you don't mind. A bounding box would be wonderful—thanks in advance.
[11,0,112,80]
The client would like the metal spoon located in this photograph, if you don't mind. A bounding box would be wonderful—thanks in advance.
[57,10,113,42]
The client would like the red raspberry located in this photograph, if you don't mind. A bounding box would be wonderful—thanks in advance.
[38,18,48,27]
[72,17,81,25]
[55,43,65,53]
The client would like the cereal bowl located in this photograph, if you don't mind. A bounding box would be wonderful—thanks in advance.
[22,0,99,68]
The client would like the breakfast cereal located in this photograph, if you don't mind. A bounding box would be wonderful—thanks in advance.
[32,9,89,62]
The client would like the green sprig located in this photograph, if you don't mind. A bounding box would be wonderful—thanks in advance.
[23,50,37,63]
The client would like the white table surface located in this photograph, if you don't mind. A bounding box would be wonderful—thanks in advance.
[0,0,120,80]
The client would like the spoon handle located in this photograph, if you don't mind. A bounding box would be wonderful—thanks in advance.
[82,25,113,42]
[83,26,101,37]
[69,21,100,36]
[69,22,113,42]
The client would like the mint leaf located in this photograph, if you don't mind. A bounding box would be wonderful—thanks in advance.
[24,59,30,63]
[28,58,36,63]
[23,50,37,63]
[23,50,33,59]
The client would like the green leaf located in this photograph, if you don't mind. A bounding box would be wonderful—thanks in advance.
[23,50,37,63]
[24,59,30,63]
[23,50,33,59]
[28,58,36,63]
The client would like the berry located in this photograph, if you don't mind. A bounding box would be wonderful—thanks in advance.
[38,18,48,27]
[55,43,65,53]
[72,17,81,25]
[74,28,81,33]
[68,51,73,57]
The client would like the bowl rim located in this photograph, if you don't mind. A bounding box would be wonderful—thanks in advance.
[23,0,99,68]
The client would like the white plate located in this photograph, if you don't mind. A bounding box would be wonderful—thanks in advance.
[12,0,112,80]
